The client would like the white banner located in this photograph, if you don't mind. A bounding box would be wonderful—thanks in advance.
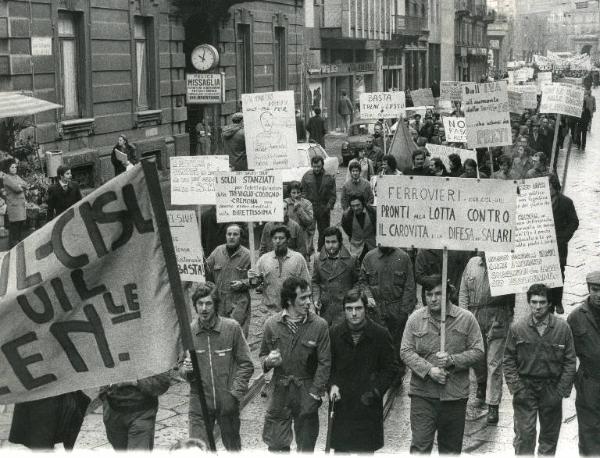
[486,178,562,295]
[536,72,553,94]
[215,170,284,223]
[426,144,477,172]
[167,210,205,283]
[170,155,230,205]
[410,88,435,107]
[376,175,518,251]
[242,90,297,170]
[540,83,585,118]
[442,117,467,143]
[359,92,406,119]
[462,82,512,149]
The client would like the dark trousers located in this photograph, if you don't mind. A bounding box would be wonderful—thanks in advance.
[575,371,600,456]
[579,122,589,150]
[315,210,331,251]
[102,400,158,451]
[189,394,241,451]
[383,312,409,377]
[8,219,25,248]
[409,396,468,454]
[512,385,562,455]
[549,263,566,313]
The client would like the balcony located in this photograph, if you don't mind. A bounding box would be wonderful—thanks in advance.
[394,15,427,37]
[455,0,487,18]
[484,10,497,24]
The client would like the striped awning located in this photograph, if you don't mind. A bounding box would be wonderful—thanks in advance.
[0,92,61,119]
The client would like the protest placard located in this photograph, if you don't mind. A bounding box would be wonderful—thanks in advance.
[376,175,518,251]
[167,210,205,283]
[215,170,283,223]
[442,117,467,143]
[486,178,562,295]
[440,81,462,102]
[359,92,406,119]
[426,144,477,172]
[410,88,435,107]
[462,82,512,149]
[515,68,530,83]
[508,84,538,110]
[242,90,296,170]
[536,71,552,94]
[170,155,229,205]
[0,165,182,404]
[540,83,585,118]
[507,71,514,85]
[508,91,524,114]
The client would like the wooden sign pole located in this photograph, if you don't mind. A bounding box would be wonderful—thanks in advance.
[248,222,256,268]
[561,134,573,191]
[550,113,562,172]
[440,246,448,352]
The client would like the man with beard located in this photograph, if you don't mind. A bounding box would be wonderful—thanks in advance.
[250,225,310,310]
[364,136,384,174]
[260,277,331,452]
[567,271,600,456]
[373,123,386,152]
[301,156,337,251]
[359,245,416,383]
[405,148,432,176]
[259,200,306,258]
[503,283,576,455]
[328,288,399,453]
[401,275,483,454]
[459,251,515,424]
[206,223,252,337]
[312,226,358,327]
[179,282,254,451]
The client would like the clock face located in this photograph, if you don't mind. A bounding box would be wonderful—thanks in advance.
[191,44,219,71]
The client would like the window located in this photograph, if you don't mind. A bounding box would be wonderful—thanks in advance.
[274,26,287,90]
[237,24,253,94]
[134,17,152,110]
[58,12,82,118]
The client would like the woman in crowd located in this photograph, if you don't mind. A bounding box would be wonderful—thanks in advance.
[448,153,463,177]
[526,151,550,178]
[460,158,483,178]
[2,158,28,248]
[493,155,512,180]
[111,134,136,176]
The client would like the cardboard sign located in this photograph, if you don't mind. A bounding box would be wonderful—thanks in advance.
[509,84,538,110]
[170,155,230,205]
[440,81,463,102]
[462,82,512,149]
[540,83,585,118]
[0,165,182,404]
[359,92,406,119]
[442,117,467,143]
[242,90,297,170]
[536,72,553,94]
[508,91,524,114]
[215,170,283,223]
[376,175,518,251]
[410,88,435,107]
[425,144,477,172]
[167,210,205,283]
[186,73,224,104]
[486,178,562,295]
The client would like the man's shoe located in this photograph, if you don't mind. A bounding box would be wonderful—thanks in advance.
[487,404,499,425]
[555,303,565,314]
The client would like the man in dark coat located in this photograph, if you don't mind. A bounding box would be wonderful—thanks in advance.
[46,165,83,220]
[341,194,377,265]
[222,112,247,171]
[301,155,336,251]
[296,109,307,142]
[306,108,327,147]
[329,288,400,453]
[549,174,579,314]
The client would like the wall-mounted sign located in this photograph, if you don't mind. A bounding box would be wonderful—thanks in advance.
[186,73,224,104]
[31,37,52,56]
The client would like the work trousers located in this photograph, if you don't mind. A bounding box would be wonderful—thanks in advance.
[512,383,562,455]
[409,395,468,454]
[469,305,510,405]
[262,380,321,452]
[102,401,158,451]
[548,263,566,313]
[188,394,241,451]
[575,371,600,456]
[315,210,331,251]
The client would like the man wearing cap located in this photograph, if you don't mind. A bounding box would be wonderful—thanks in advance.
[567,271,600,456]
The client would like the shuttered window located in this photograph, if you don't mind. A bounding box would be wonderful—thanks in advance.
[58,12,80,118]
[135,17,150,110]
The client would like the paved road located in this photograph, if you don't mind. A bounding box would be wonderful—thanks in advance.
[1,90,600,452]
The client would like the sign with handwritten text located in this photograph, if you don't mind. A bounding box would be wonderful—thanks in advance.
[167,210,205,283]
[170,155,229,205]
[359,92,406,119]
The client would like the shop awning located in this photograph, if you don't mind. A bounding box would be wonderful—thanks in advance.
[0,92,61,119]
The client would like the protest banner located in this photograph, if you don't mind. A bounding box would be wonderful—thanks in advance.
[167,210,205,283]
[440,81,462,102]
[170,155,229,205]
[426,144,477,171]
[410,88,435,107]
[376,175,518,251]
[215,170,284,223]
[242,90,296,170]
[442,117,467,143]
[536,71,552,94]
[486,178,562,295]
[0,164,183,405]
[359,91,406,119]
[508,91,524,114]
[508,84,538,110]
[540,83,585,118]
[462,82,512,149]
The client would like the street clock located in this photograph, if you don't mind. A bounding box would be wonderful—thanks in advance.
[190,44,220,71]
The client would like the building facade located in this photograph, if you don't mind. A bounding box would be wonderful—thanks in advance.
[0,0,188,187]
[487,14,512,74]
[455,0,493,81]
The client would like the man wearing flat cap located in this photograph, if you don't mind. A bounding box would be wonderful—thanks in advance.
[567,271,600,456]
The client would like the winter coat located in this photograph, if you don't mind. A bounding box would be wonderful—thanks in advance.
[301,170,336,216]
[222,123,247,171]
[552,193,579,266]
[3,173,27,222]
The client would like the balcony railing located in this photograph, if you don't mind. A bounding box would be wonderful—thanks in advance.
[395,15,427,36]
[455,0,487,17]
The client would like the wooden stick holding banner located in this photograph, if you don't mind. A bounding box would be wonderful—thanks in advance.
[550,114,561,172]
[141,159,216,451]
[561,133,573,191]
[440,246,448,352]
[248,222,256,268]
[473,149,480,179]
[488,147,494,178]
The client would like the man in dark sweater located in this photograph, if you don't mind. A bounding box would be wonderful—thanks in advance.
[46,165,83,220]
